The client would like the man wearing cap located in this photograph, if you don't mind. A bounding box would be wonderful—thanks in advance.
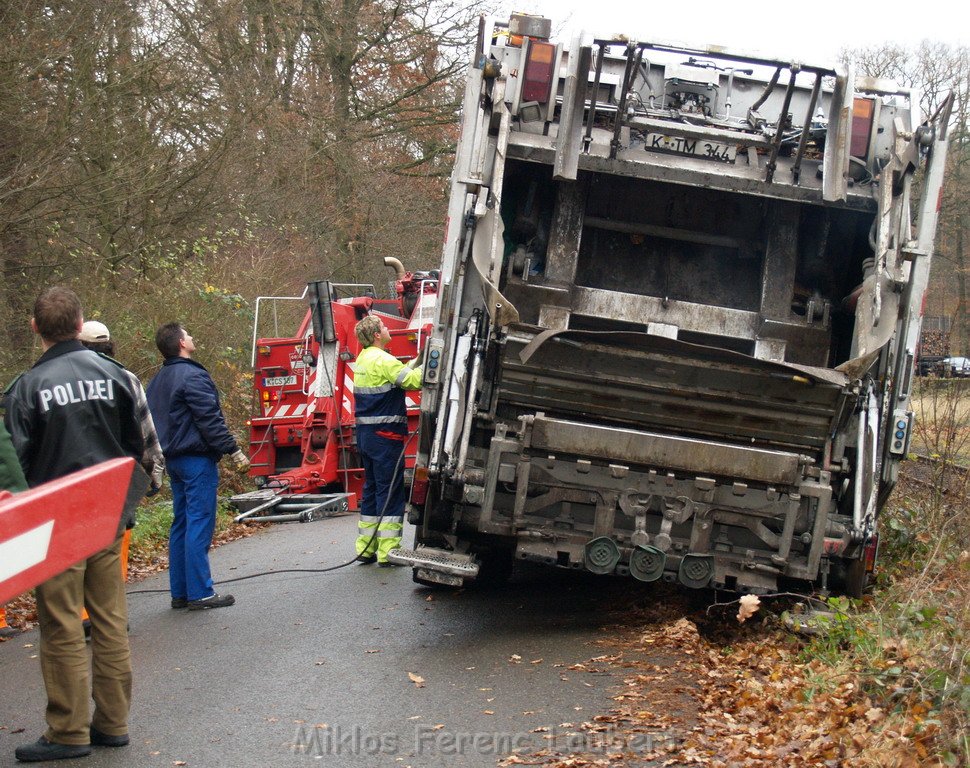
[4,287,148,762]
[78,320,163,497]
[78,320,165,617]
[146,323,249,611]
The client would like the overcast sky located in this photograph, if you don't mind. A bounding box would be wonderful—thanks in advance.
[503,0,967,65]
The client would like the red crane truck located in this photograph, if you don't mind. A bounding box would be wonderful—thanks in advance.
[231,259,437,523]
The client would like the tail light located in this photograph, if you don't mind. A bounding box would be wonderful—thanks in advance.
[850,97,874,159]
[410,465,430,505]
[863,534,879,574]
[522,40,556,103]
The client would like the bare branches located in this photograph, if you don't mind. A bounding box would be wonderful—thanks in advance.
[1,0,482,373]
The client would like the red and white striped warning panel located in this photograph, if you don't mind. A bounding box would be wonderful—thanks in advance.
[0,458,134,604]
[263,402,310,419]
[342,364,356,422]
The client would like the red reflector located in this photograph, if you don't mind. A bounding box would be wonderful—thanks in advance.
[522,41,556,103]
[850,97,874,159]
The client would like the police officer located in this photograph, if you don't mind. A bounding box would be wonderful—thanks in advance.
[352,316,423,566]
[4,287,149,762]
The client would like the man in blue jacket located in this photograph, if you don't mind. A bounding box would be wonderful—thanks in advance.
[146,323,249,611]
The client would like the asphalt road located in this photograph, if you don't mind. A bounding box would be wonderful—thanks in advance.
[0,515,665,767]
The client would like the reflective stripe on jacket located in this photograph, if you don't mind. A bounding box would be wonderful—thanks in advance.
[354,346,422,426]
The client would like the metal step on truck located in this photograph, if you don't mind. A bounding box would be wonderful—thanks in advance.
[389,13,951,595]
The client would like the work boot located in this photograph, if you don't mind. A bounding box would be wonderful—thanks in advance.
[187,593,235,610]
[89,727,129,747]
[14,736,91,762]
[0,625,19,639]
[170,597,188,609]
[356,554,377,565]
[378,561,402,568]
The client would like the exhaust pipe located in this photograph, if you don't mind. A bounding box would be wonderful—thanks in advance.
[384,257,406,280]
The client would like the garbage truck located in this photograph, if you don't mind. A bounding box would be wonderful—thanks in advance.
[389,13,951,595]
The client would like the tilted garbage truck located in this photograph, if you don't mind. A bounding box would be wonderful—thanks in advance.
[390,14,951,595]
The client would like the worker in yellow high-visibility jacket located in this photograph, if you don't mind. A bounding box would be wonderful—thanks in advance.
[352,316,423,566]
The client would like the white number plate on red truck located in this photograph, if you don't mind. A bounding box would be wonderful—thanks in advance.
[263,375,297,387]
[646,133,737,163]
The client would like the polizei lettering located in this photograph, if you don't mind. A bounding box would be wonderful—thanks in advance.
[38,379,115,413]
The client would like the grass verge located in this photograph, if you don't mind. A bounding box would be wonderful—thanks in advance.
[796,474,970,765]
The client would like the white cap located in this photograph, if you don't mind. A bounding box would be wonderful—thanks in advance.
[79,320,110,343]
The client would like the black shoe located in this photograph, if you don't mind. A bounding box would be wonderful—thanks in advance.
[378,561,402,568]
[82,619,91,641]
[171,597,188,609]
[15,736,92,762]
[0,625,19,639]
[356,554,377,565]
[89,727,129,747]
[187,593,235,610]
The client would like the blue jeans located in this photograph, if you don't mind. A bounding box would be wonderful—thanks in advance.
[167,455,219,601]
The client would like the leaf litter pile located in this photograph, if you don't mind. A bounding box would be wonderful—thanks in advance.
[500,585,944,768]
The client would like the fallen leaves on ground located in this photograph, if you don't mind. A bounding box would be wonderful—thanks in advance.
[408,672,425,688]
[501,594,948,768]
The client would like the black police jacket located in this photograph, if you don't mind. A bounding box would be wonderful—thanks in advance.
[3,341,145,511]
